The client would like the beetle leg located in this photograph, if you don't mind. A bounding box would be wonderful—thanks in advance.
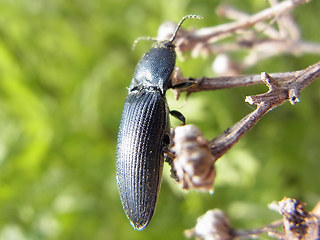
[171,79,198,89]
[163,147,179,182]
[170,110,186,125]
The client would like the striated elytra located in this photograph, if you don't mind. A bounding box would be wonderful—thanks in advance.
[116,15,202,230]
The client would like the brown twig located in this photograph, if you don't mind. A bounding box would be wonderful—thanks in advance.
[171,66,299,93]
[233,219,283,239]
[211,62,320,161]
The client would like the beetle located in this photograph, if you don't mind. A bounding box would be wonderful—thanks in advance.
[116,15,202,230]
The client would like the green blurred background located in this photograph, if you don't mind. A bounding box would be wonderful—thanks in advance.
[0,0,319,239]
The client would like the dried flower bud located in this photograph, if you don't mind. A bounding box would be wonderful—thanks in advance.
[172,125,216,191]
[279,197,320,240]
[185,209,233,240]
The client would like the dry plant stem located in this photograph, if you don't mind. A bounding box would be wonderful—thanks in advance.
[233,219,283,239]
[195,39,320,59]
[178,61,320,93]
[212,1,320,68]
[216,3,282,38]
[177,0,320,67]
[209,102,269,160]
[207,61,320,160]
[177,0,311,52]
[268,0,301,40]
[182,72,291,93]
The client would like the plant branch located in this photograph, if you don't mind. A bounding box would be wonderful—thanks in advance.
[173,0,311,52]
[158,0,320,74]
[210,62,320,160]
[170,62,320,190]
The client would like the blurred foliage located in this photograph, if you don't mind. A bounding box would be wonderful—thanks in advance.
[0,0,319,239]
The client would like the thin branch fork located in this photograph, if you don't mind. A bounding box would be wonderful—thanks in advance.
[157,0,320,73]
[173,0,312,53]
[209,61,320,161]
[194,0,310,39]
[170,62,320,191]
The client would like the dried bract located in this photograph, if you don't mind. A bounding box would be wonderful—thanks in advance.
[172,125,216,191]
[185,209,234,240]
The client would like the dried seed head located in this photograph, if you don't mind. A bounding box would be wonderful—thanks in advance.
[172,125,216,191]
[185,209,233,240]
[279,197,320,240]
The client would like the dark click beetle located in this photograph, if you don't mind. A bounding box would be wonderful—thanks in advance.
[116,15,202,230]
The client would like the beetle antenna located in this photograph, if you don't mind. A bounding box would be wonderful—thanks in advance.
[132,36,158,50]
[169,14,202,43]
